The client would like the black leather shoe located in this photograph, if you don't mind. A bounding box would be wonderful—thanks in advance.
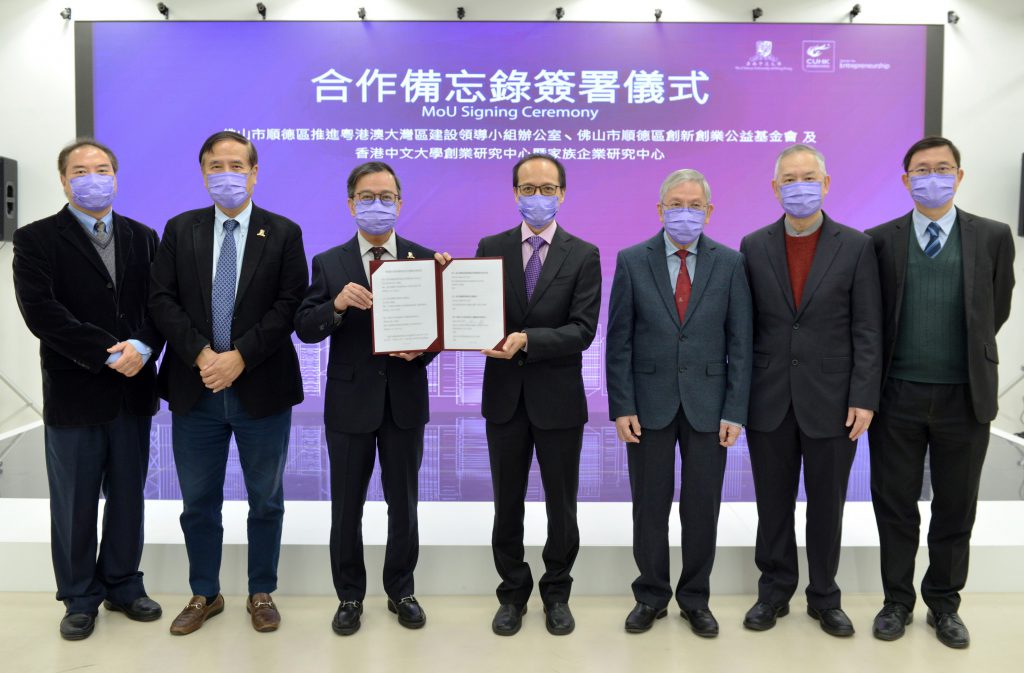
[927,610,969,649]
[807,606,854,637]
[59,612,96,641]
[625,602,668,633]
[332,600,363,636]
[743,601,790,631]
[680,608,719,638]
[388,596,426,629]
[103,596,163,622]
[872,603,913,641]
[543,602,575,636]
[492,603,527,636]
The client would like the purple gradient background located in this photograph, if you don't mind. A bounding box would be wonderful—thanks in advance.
[88,22,929,502]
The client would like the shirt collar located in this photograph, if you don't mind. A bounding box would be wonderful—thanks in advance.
[357,229,398,258]
[214,200,253,234]
[68,203,113,234]
[521,220,558,244]
[663,229,700,256]
[912,205,957,237]
[784,212,823,237]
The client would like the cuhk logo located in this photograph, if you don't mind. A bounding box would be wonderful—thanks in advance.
[803,40,835,72]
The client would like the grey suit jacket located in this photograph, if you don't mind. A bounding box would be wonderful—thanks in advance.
[606,231,753,433]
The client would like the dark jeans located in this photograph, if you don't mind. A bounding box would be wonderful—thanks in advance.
[869,378,989,613]
[172,388,291,596]
[45,413,151,614]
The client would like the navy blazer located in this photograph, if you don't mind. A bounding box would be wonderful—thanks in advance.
[606,231,753,433]
[294,234,437,434]
[13,205,163,426]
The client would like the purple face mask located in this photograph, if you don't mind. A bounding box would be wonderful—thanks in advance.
[207,171,251,211]
[69,173,116,211]
[355,199,397,235]
[779,181,823,219]
[910,173,956,209]
[663,207,705,246]
[518,194,559,230]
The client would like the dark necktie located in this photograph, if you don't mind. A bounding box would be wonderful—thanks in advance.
[211,219,239,352]
[524,236,545,301]
[674,249,691,322]
[93,220,107,241]
[371,246,387,260]
[924,222,942,258]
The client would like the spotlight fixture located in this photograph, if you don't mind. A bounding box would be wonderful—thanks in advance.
[256,2,266,20]
[947,10,960,24]
[654,9,662,21]
[752,7,763,22]
[848,3,861,22]
[157,2,169,19]
[60,7,71,20]
[357,7,366,20]
[457,7,465,20]
[555,7,565,20]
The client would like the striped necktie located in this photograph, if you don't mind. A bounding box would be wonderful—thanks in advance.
[211,219,239,352]
[924,222,942,258]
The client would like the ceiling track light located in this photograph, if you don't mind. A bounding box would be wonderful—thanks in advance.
[555,7,564,21]
[60,7,71,20]
[358,7,366,20]
[156,2,169,20]
[654,9,662,22]
[457,7,465,20]
[947,10,960,24]
[256,2,266,20]
[752,7,763,22]
[848,4,861,22]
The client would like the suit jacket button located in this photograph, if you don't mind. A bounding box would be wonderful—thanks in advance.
[378,370,386,376]
[793,323,800,330]
[678,365,685,373]
[679,334,686,341]
[792,359,799,366]
[517,360,524,367]
[106,282,113,289]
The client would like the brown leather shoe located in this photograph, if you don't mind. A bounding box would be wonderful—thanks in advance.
[247,593,280,632]
[169,595,224,635]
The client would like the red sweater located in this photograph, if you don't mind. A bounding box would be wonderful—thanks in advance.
[785,227,822,307]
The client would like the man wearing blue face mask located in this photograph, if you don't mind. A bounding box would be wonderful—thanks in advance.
[739,145,882,638]
[295,161,449,636]
[867,137,1015,649]
[13,139,164,640]
[150,130,309,635]
[476,153,601,637]
[607,169,752,637]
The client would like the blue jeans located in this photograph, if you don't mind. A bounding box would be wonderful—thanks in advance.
[172,388,291,596]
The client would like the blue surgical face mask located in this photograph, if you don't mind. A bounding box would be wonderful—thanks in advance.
[207,171,251,211]
[518,194,559,230]
[779,181,823,219]
[355,199,397,235]
[663,207,705,246]
[910,173,956,209]
[69,173,116,211]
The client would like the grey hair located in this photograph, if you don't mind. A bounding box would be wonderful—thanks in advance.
[774,144,827,178]
[659,169,711,203]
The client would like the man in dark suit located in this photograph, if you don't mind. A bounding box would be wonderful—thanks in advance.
[12,139,164,640]
[867,136,1014,649]
[295,161,449,636]
[739,145,882,637]
[607,168,752,638]
[476,153,601,636]
[149,131,308,635]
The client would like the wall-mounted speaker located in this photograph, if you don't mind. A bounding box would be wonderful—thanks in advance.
[0,157,16,242]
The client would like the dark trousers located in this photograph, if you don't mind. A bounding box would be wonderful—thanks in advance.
[628,407,727,611]
[172,388,291,597]
[45,413,152,614]
[747,407,857,610]
[869,378,989,613]
[326,394,423,602]
[487,396,583,606]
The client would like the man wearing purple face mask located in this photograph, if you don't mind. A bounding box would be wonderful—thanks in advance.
[866,136,1015,649]
[739,145,882,638]
[150,130,308,636]
[607,169,752,638]
[13,139,164,640]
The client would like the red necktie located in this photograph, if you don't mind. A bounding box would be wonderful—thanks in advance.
[674,249,691,322]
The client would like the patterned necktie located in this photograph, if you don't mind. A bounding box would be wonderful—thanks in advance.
[674,249,691,322]
[524,236,546,301]
[924,222,942,258]
[211,219,239,353]
[370,246,387,260]
[93,220,107,240]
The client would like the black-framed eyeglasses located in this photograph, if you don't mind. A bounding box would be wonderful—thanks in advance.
[907,165,958,177]
[517,184,561,197]
[354,191,399,205]
[661,202,707,212]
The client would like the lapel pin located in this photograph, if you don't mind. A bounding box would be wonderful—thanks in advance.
[407,252,415,259]
[257,229,266,238]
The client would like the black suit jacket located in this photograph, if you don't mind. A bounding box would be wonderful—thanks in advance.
[149,204,308,418]
[475,224,601,429]
[12,205,163,427]
[294,234,437,434]
[740,213,883,438]
[867,208,1015,423]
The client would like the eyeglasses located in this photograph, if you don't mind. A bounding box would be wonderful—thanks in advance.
[354,191,399,205]
[907,165,958,177]
[661,202,707,211]
[517,184,561,197]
